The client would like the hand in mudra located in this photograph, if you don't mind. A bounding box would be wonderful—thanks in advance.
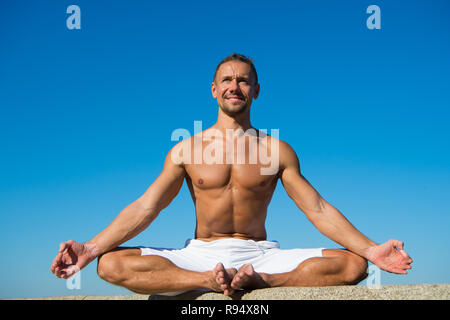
[366,239,413,274]
[50,240,97,279]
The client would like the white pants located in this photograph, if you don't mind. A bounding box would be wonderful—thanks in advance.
[139,238,324,295]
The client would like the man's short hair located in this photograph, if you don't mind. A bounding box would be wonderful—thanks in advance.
[213,53,258,85]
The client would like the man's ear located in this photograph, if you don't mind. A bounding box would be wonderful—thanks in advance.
[211,81,218,99]
[253,83,260,99]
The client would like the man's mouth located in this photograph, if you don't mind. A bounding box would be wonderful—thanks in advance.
[226,96,244,101]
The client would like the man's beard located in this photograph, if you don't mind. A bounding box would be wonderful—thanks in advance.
[220,100,249,116]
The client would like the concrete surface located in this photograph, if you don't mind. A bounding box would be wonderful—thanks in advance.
[8,284,449,300]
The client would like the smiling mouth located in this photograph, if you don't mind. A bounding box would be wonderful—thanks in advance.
[226,96,244,101]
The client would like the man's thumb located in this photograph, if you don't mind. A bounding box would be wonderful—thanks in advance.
[59,240,75,253]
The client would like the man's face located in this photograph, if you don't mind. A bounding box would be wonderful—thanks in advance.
[212,61,260,116]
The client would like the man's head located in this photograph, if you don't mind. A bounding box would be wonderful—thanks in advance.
[212,53,260,117]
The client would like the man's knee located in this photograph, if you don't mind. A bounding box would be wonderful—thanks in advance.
[97,250,128,284]
[343,253,368,285]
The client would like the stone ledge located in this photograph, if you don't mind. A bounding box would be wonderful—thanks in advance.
[8,284,449,300]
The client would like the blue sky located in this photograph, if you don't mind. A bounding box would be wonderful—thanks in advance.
[0,0,449,298]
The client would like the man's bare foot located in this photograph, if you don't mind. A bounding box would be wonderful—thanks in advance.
[211,263,237,296]
[230,264,269,290]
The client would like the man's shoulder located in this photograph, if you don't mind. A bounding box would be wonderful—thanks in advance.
[275,138,300,169]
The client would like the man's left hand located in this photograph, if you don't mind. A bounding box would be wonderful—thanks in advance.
[364,239,413,274]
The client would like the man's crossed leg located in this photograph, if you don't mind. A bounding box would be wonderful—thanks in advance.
[96,247,368,296]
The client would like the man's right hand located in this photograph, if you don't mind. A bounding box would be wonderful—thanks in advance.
[50,240,99,279]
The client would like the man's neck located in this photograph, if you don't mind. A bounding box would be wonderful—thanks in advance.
[214,109,253,132]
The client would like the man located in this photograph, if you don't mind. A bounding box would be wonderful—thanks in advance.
[51,53,412,296]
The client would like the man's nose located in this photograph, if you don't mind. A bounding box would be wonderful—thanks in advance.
[229,79,240,92]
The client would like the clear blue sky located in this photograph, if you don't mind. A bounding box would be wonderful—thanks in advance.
[0,0,449,299]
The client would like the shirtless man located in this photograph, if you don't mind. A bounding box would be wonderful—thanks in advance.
[50,53,413,296]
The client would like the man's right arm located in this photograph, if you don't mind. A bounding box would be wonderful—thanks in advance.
[51,145,186,278]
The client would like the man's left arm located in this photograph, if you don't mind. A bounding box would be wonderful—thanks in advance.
[278,141,413,274]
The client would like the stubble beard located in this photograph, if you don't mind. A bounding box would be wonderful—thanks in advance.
[220,99,249,117]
